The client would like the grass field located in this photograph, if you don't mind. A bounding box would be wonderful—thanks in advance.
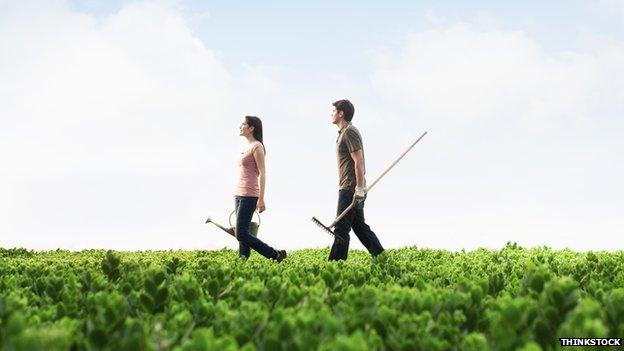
[1,245,623,350]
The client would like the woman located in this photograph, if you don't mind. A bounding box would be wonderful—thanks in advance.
[234,116,286,261]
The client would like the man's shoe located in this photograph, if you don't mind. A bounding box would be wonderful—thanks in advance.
[276,250,287,262]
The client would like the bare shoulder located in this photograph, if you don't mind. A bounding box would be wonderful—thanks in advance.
[252,141,265,156]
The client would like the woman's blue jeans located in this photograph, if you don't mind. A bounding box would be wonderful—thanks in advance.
[234,196,278,259]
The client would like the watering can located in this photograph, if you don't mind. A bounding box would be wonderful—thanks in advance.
[205,210,260,237]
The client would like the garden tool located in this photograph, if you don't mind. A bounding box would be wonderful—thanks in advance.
[312,131,427,238]
[205,210,260,237]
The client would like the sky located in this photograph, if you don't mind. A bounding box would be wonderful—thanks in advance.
[1,0,623,252]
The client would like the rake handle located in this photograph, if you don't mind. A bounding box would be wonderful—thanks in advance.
[366,131,427,193]
[329,198,361,228]
[330,131,427,228]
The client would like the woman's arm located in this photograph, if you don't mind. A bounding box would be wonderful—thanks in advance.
[252,145,266,213]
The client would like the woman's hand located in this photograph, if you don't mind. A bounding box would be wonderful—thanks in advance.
[257,198,266,213]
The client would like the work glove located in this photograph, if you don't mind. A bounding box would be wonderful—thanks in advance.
[354,185,367,202]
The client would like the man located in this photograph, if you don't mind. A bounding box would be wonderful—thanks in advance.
[328,99,385,261]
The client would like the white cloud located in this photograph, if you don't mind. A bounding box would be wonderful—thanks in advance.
[371,24,624,132]
[0,1,235,249]
[1,1,231,174]
[367,23,624,251]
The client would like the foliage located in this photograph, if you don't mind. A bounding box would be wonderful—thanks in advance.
[0,245,622,350]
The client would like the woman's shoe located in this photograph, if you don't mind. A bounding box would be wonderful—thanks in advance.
[276,250,287,262]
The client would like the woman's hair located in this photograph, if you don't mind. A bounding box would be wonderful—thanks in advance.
[245,115,266,154]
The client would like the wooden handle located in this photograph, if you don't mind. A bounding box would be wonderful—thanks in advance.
[329,131,427,229]
[366,131,427,193]
[329,198,360,227]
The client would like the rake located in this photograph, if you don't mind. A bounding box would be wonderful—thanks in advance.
[312,131,427,238]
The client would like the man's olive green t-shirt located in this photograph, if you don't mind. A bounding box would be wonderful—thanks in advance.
[336,123,365,191]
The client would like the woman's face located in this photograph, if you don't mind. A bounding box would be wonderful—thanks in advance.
[239,119,253,137]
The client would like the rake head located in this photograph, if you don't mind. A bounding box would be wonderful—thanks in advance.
[205,217,212,224]
[311,216,333,234]
[311,217,345,243]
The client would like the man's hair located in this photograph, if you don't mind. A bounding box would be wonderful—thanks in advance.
[333,99,355,122]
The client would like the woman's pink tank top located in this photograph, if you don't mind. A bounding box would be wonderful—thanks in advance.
[235,141,264,197]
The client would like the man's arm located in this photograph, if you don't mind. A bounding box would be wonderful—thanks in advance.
[350,149,366,189]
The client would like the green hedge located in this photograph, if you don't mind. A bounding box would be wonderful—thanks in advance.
[1,244,622,350]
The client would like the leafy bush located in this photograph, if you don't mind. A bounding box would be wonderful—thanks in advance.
[0,247,621,350]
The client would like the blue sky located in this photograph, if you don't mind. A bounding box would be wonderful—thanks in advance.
[68,0,624,73]
[1,0,623,251]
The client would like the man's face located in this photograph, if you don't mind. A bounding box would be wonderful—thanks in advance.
[331,106,343,125]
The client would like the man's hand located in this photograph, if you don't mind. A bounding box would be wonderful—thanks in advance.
[354,185,367,202]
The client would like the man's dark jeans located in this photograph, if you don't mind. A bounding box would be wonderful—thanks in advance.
[328,190,384,261]
[234,196,278,259]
